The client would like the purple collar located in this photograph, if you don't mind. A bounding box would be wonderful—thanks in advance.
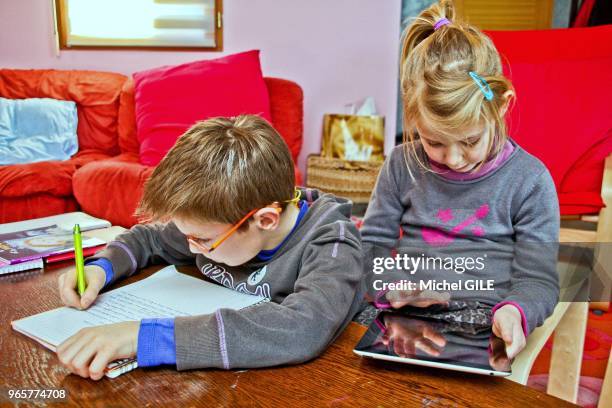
[428,140,515,181]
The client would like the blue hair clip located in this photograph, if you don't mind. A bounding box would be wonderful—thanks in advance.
[469,71,494,101]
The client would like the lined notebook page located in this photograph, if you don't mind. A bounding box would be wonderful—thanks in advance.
[12,265,267,377]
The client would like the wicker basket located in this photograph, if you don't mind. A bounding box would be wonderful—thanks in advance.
[306,155,383,203]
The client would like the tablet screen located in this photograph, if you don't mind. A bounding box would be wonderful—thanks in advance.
[354,311,512,374]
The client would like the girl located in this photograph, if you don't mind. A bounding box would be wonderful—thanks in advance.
[361,0,560,360]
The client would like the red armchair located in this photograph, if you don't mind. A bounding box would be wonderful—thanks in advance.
[486,25,612,216]
[0,70,304,227]
[484,26,612,402]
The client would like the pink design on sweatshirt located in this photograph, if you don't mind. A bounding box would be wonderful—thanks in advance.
[421,204,489,246]
[437,208,454,223]
[472,226,485,237]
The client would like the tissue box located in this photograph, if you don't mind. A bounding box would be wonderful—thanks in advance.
[306,155,383,203]
[321,114,384,162]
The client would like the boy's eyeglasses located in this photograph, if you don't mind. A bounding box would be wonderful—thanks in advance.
[187,207,260,253]
[186,190,301,253]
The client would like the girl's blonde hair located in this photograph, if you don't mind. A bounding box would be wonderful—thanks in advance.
[400,0,514,172]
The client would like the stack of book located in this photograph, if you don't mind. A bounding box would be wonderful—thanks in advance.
[0,212,111,276]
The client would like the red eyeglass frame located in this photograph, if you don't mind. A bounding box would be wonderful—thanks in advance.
[186,190,300,253]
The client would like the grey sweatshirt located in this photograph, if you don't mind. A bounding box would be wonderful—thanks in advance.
[90,189,364,370]
[360,141,560,334]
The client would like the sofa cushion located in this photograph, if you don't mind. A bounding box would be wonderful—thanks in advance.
[133,50,272,166]
[73,153,154,227]
[0,69,127,155]
[0,97,79,165]
[486,26,612,215]
[0,150,111,198]
[0,194,79,224]
[266,77,303,163]
[117,78,139,155]
[118,76,303,165]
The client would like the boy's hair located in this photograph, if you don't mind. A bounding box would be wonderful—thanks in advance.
[136,115,295,225]
[400,0,514,171]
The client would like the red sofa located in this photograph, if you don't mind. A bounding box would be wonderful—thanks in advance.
[0,70,303,227]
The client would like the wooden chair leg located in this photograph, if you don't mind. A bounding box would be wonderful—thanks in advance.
[546,301,589,403]
[592,156,612,310]
[507,302,571,385]
[592,206,612,311]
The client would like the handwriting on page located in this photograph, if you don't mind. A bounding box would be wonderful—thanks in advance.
[82,292,188,326]
[12,266,266,351]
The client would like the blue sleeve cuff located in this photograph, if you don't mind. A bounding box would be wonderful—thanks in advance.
[137,318,177,367]
[85,258,114,288]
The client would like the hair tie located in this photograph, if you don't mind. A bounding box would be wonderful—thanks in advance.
[433,18,451,30]
[469,71,494,101]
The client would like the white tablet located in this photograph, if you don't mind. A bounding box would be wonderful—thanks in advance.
[354,311,512,377]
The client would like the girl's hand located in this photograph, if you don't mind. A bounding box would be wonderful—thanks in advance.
[381,314,447,357]
[386,289,450,309]
[488,335,512,372]
[57,321,140,380]
[492,304,526,359]
[58,265,106,310]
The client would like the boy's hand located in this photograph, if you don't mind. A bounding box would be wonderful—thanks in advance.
[57,321,140,381]
[386,289,450,309]
[58,265,106,310]
[492,304,526,359]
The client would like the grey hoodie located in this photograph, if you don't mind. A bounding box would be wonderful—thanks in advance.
[90,189,364,370]
[360,142,560,334]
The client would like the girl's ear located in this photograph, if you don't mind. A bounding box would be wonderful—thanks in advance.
[500,90,514,116]
[253,207,281,231]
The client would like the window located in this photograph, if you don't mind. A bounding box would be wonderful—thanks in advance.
[53,0,222,50]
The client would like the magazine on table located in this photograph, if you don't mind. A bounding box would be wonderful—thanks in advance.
[0,224,106,267]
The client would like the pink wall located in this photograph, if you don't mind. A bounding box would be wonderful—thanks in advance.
[0,0,401,173]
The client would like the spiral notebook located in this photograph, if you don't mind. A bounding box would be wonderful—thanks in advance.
[11,265,268,378]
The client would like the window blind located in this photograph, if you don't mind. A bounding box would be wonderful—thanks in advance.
[55,0,221,49]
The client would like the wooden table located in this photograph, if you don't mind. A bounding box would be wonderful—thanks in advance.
[0,260,576,407]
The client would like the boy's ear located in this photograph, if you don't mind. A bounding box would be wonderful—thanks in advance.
[253,208,281,231]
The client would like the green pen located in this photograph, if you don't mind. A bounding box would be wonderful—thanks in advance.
[73,224,87,296]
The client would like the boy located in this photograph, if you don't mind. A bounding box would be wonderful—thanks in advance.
[57,115,363,380]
